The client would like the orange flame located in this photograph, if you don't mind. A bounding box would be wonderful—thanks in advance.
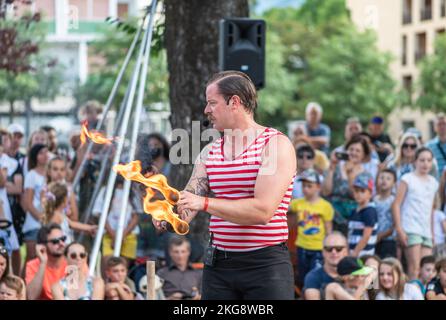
[113,161,189,235]
[80,121,114,145]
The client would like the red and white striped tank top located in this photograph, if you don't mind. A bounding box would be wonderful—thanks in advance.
[205,127,294,252]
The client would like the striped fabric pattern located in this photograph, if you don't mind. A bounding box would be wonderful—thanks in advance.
[205,128,294,252]
[348,205,378,256]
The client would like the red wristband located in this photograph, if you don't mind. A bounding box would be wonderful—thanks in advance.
[203,197,209,211]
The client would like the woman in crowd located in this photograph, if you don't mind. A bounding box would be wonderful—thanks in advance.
[22,129,49,178]
[376,257,424,300]
[51,242,104,300]
[392,147,438,280]
[322,135,376,230]
[384,132,420,182]
[21,144,49,263]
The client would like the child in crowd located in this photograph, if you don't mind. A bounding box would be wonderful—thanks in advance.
[348,172,378,257]
[393,147,439,280]
[0,275,26,300]
[325,256,375,300]
[43,181,96,244]
[425,258,446,300]
[376,257,424,300]
[374,169,397,259]
[289,169,334,287]
[433,208,446,259]
[47,157,79,222]
[93,176,139,264]
[409,255,436,295]
[104,256,138,300]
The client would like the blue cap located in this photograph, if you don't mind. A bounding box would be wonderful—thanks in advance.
[298,169,321,184]
[353,172,374,191]
[370,116,384,124]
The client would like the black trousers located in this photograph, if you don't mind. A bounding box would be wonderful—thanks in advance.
[202,243,294,300]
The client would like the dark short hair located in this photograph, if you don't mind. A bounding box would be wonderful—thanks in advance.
[415,146,433,161]
[345,134,371,158]
[168,235,190,251]
[37,223,62,244]
[435,258,446,273]
[105,256,127,270]
[40,125,56,133]
[420,255,436,268]
[207,71,258,114]
[379,168,397,182]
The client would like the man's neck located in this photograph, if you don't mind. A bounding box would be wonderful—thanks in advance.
[439,135,446,144]
[176,263,188,272]
[47,256,63,268]
[324,263,338,278]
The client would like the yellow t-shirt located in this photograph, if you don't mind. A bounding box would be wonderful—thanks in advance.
[289,197,334,251]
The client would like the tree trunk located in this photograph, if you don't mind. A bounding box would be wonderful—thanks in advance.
[164,0,249,251]
[9,100,14,123]
[165,0,249,190]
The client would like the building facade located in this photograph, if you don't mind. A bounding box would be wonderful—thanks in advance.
[347,0,446,143]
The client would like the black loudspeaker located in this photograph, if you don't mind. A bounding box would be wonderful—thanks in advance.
[219,18,266,89]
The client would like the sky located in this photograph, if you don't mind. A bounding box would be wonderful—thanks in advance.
[253,0,305,15]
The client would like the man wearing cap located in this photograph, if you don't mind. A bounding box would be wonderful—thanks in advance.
[427,113,446,175]
[368,115,393,162]
[289,168,334,288]
[348,171,378,257]
[325,256,375,300]
[7,124,25,164]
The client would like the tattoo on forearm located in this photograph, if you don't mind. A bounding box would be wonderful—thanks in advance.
[186,176,209,197]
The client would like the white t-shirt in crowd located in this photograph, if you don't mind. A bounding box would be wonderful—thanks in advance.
[400,172,439,239]
[93,187,139,235]
[376,283,424,300]
[0,154,20,250]
[22,169,46,233]
[434,209,446,245]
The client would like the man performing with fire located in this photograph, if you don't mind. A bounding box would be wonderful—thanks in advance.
[153,71,297,300]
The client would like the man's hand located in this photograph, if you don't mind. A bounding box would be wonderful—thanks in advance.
[178,191,205,212]
[35,244,48,265]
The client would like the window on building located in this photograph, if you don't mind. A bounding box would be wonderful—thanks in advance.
[441,0,446,17]
[402,35,408,65]
[429,120,436,140]
[402,120,416,132]
[403,0,413,24]
[415,32,427,62]
[118,3,128,19]
[403,75,413,104]
[420,0,432,21]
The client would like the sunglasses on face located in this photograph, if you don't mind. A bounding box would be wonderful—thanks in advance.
[323,246,345,253]
[46,236,67,245]
[402,143,417,150]
[297,153,315,160]
[69,252,87,260]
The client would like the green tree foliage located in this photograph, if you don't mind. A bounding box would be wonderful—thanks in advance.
[417,34,446,112]
[74,18,168,109]
[0,3,63,121]
[300,28,398,145]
